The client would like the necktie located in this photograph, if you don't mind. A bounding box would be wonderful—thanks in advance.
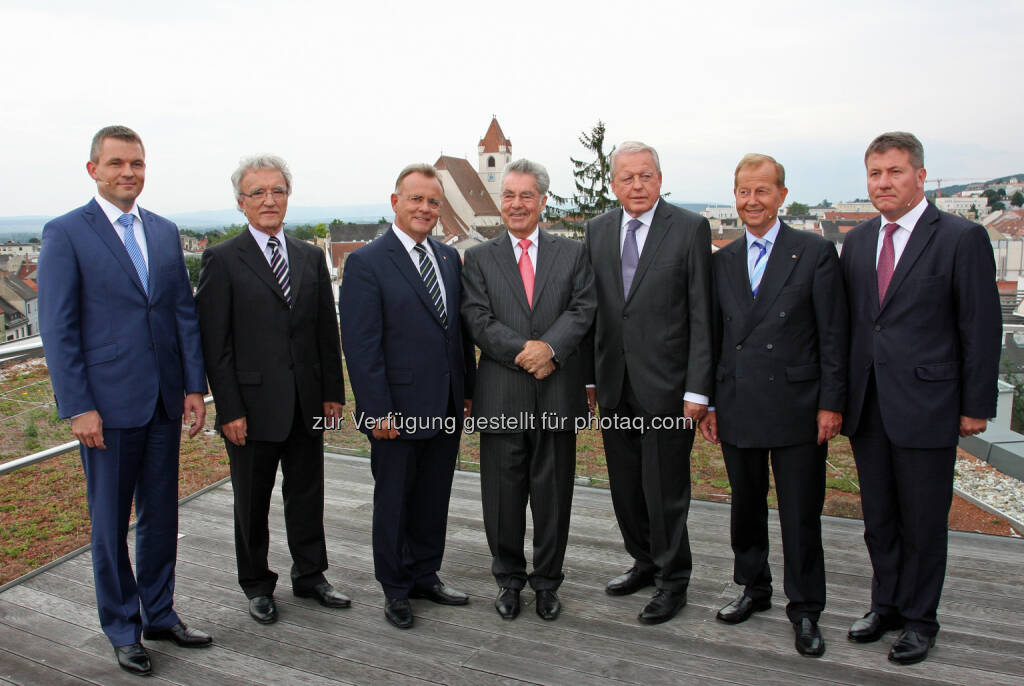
[749,240,769,296]
[518,238,535,308]
[877,222,900,304]
[414,243,447,326]
[267,235,291,305]
[117,213,148,296]
[621,218,641,297]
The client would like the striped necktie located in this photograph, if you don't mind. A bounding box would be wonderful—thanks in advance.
[414,243,447,326]
[749,240,769,296]
[117,213,148,295]
[267,235,291,305]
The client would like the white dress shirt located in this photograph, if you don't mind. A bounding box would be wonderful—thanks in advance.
[391,224,447,309]
[509,226,539,265]
[248,225,289,267]
[620,200,658,256]
[875,196,928,268]
[746,219,781,278]
[94,193,149,269]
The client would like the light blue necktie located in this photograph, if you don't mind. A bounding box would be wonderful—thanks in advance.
[749,240,768,296]
[117,213,148,295]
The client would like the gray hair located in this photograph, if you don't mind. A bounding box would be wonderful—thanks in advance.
[91,125,144,162]
[394,163,440,193]
[502,158,550,195]
[864,132,924,170]
[231,154,293,200]
[610,141,661,178]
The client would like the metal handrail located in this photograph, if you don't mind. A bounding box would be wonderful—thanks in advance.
[0,395,215,476]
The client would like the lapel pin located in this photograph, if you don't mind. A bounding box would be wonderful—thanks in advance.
[792,254,798,259]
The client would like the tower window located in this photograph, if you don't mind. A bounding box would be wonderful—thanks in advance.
[487,156,495,168]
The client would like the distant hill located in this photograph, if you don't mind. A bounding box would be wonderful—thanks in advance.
[926,174,1024,199]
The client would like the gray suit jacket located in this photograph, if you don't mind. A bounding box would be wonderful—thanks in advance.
[461,229,596,433]
[584,201,713,415]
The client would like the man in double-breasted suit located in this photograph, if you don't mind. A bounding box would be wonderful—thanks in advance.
[584,141,713,625]
[196,155,350,626]
[700,154,847,657]
[38,125,211,676]
[462,159,596,621]
[340,164,475,630]
[841,132,1001,665]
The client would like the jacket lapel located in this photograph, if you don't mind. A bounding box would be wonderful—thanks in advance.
[84,200,148,299]
[878,203,938,314]
[428,236,458,318]
[494,230,532,315]
[531,229,557,308]
[383,229,446,328]
[283,235,306,306]
[626,202,670,303]
[725,237,754,313]
[740,223,802,341]
[600,210,627,302]
[237,230,290,305]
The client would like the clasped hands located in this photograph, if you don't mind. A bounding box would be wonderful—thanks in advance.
[514,340,555,379]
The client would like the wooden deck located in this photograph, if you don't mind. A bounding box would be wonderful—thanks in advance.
[2,453,1022,685]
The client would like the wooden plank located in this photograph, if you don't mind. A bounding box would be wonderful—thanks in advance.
[0,647,95,686]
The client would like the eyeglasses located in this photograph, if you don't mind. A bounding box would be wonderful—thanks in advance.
[240,187,288,201]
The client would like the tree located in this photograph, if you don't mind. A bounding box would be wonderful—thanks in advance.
[818,198,833,208]
[1011,191,1024,207]
[786,202,810,216]
[204,224,246,246]
[185,255,202,289]
[28,236,40,244]
[548,120,617,236]
[377,216,390,224]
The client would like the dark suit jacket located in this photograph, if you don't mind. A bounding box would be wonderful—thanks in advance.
[38,199,206,427]
[584,201,714,414]
[840,202,1001,448]
[195,230,343,442]
[339,228,474,440]
[710,223,848,448]
[461,229,596,432]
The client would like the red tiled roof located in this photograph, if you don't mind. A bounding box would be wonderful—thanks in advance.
[435,155,500,217]
[438,202,471,240]
[478,117,510,153]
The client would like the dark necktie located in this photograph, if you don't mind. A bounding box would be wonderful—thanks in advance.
[414,243,447,326]
[117,213,148,295]
[876,222,900,304]
[621,218,642,297]
[267,235,291,305]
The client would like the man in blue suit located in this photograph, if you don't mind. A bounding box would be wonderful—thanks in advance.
[339,163,475,629]
[38,125,211,677]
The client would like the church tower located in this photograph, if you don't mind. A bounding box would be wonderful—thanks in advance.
[478,116,511,208]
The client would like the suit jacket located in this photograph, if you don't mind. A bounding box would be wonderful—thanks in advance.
[195,230,343,442]
[461,229,596,432]
[38,199,206,427]
[840,202,1001,448]
[584,201,714,414]
[339,228,474,440]
[710,223,848,448]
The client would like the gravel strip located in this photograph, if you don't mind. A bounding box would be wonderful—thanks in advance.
[955,454,1024,534]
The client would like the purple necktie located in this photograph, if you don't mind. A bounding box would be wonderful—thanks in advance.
[876,222,900,304]
[622,219,641,297]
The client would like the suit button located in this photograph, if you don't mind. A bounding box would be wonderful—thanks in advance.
[768,375,775,382]
[622,314,628,320]
[779,311,786,318]
[874,325,882,332]
[726,316,732,321]
[766,343,773,350]
[735,344,742,351]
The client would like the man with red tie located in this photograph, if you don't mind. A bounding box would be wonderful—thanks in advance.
[461,158,596,621]
[841,132,1001,665]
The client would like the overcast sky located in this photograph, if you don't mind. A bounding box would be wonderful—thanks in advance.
[3,0,1021,217]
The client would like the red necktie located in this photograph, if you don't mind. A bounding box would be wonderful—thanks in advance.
[518,238,534,307]
[876,222,900,304]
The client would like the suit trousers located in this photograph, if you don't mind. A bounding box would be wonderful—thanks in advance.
[369,394,461,599]
[479,428,576,591]
[80,397,181,648]
[226,399,328,598]
[721,440,826,622]
[601,372,694,591]
[849,375,955,636]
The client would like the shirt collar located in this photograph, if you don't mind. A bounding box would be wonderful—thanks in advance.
[881,196,929,233]
[746,219,781,250]
[391,223,434,256]
[93,193,140,226]
[248,224,286,253]
[508,226,540,249]
[620,199,660,229]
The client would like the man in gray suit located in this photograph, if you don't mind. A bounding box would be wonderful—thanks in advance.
[584,141,713,625]
[462,158,596,621]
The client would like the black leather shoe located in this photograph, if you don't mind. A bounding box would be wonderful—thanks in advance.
[410,582,469,606]
[249,595,278,624]
[638,589,686,625]
[716,594,771,624]
[606,567,655,596]
[847,611,902,643]
[794,618,825,657]
[535,589,560,621]
[143,621,212,647]
[115,643,152,676]
[495,587,521,620]
[385,598,414,629]
[888,630,936,665]
[294,582,352,608]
